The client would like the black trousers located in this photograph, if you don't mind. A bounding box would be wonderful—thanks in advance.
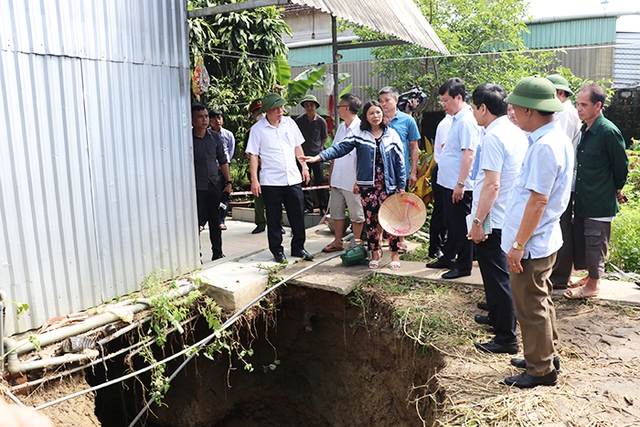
[550,193,574,285]
[303,161,327,212]
[441,187,473,271]
[475,229,517,345]
[196,182,223,258]
[429,164,448,257]
[262,184,306,256]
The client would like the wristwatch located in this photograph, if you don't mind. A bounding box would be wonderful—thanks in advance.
[472,217,483,227]
[456,181,465,188]
[512,241,525,251]
[225,180,232,185]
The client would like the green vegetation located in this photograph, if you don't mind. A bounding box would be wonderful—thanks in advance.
[342,0,558,103]
[609,154,640,273]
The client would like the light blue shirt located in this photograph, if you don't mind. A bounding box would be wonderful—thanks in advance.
[500,121,574,259]
[437,106,481,190]
[472,116,528,230]
[388,110,420,180]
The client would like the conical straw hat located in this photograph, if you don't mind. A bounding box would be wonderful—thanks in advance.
[379,192,427,237]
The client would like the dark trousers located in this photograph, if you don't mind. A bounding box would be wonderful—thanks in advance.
[262,184,306,256]
[196,182,223,258]
[475,229,517,345]
[550,193,574,285]
[429,164,448,257]
[441,187,473,271]
[254,193,266,227]
[303,162,326,212]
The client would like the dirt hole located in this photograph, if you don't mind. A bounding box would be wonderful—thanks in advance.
[87,286,445,426]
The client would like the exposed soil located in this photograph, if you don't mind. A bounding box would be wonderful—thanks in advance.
[87,286,444,426]
[5,277,640,426]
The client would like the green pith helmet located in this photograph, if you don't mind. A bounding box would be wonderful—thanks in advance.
[546,74,574,96]
[260,93,287,112]
[506,76,564,112]
[299,94,320,108]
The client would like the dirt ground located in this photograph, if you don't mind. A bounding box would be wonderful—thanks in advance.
[375,278,640,426]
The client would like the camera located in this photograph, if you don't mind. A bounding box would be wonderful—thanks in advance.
[397,84,428,113]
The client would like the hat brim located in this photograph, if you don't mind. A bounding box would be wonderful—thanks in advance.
[260,98,287,113]
[506,93,564,113]
[554,84,573,96]
[301,100,320,108]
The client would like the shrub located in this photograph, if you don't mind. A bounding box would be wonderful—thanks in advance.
[609,197,640,274]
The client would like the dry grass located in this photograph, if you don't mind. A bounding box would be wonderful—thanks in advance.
[362,276,640,426]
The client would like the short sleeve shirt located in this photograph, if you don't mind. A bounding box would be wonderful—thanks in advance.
[246,116,305,186]
[388,110,420,178]
[437,106,481,190]
[500,121,574,259]
[471,116,528,229]
[331,117,361,191]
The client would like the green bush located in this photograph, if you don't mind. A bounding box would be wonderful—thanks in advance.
[610,197,640,273]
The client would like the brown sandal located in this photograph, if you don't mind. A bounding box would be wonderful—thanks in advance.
[322,242,343,253]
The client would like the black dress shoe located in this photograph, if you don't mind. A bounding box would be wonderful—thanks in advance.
[252,225,265,234]
[292,249,314,261]
[442,268,471,279]
[501,370,558,388]
[212,253,225,261]
[426,258,454,269]
[474,341,519,354]
[511,355,560,371]
[474,314,491,325]
[477,302,489,311]
[304,208,314,214]
[274,252,287,263]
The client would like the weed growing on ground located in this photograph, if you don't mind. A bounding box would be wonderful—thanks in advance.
[257,262,287,288]
[400,243,432,262]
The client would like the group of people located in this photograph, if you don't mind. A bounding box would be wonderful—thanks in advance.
[426,75,629,388]
[193,75,629,390]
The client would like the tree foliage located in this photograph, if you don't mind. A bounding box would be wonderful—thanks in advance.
[187,0,292,187]
[342,0,560,108]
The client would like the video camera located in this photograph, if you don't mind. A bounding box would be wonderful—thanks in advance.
[397,84,428,113]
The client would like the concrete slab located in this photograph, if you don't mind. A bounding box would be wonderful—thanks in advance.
[199,219,640,311]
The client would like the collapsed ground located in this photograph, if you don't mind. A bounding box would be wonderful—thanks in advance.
[5,274,640,426]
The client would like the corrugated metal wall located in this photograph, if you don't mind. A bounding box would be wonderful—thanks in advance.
[524,17,617,48]
[614,32,640,87]
[0,0,197,335]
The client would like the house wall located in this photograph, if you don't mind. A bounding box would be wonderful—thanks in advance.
[0,0,197,335]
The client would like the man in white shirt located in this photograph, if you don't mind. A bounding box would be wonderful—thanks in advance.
[468,84,528,354]
[429,114,452,259]
[545,75,581,289]
[427,78,481,279]
[501,76,573,388]
[322,94,365,252]
[246,93,314,263]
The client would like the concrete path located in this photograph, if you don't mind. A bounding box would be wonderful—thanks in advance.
[196,219,640,310]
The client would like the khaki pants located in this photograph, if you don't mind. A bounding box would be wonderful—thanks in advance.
[510,253,558,377]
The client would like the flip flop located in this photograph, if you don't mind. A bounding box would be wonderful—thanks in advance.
[398,242,408,254]
[568,276,589,288]
[389,261,401,271]
[563,285,599,300]
[322,242,343,253]
[369,259,380,269]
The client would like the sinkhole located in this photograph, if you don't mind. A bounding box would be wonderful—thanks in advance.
[87,285,445,426]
